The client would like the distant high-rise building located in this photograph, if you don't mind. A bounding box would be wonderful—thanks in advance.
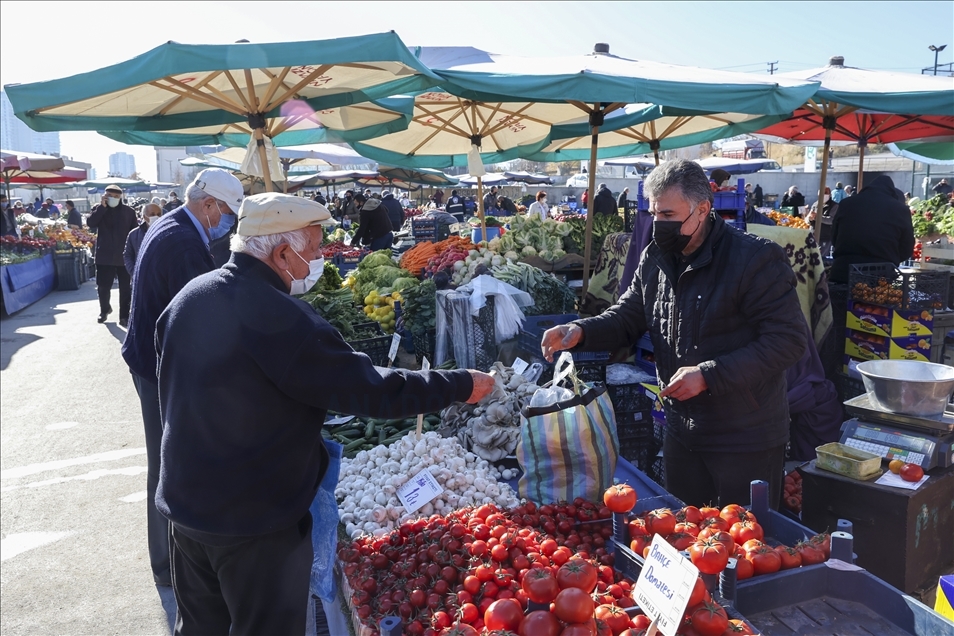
[1,90,61,155]
[109,152,137,178]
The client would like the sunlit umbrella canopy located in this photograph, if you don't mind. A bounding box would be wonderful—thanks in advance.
[377,165,458,187]
[4,33,440,190]
[889,141,954,164]
[503,171,552,184]
[1,150,87,198]
[434,43,819,294]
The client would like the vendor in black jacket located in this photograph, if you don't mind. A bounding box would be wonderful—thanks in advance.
[542,159,806,509]
[154,193,494,635]
[351,194,394,251]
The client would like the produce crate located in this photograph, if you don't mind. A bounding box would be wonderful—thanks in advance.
[931,310,954,363]
[54,249,81,291]
[616,414,660,474]
[648,453,665,487]
[435,293,496,372]
[607,383,655,415]
[411,329,436,366]
[531,350,611,385]
[517,313,578,354]
[849,263,949,310]
[734,564,954,636]
[610,493,686,581]
[332,252,364,275]
[348,327,392,366]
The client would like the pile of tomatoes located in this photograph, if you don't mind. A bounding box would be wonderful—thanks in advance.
[626,502,830,581]
[782,471,803,514]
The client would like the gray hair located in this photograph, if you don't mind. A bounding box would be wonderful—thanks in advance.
[644,159,713,208]
[230,228,311,260]
[185,182,213,206]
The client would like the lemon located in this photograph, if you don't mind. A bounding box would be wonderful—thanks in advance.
[391,292,402,300]
[364,295,375,305]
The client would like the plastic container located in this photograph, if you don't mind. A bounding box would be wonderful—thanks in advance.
[54,249,80,291]
[470,226,501,243]
[517,313,578,354]
[348,329,393,367]
[815,442,882,480]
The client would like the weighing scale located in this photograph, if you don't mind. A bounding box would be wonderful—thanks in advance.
[840,394,954,470]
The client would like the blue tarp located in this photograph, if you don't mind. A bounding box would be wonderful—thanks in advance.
[1,253,55,314]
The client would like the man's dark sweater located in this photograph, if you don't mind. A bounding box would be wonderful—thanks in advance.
[121,207,215,380]
[154,253,474,540]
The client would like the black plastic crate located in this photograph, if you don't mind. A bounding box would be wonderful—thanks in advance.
[349,328,392,366]
[412,329,436,366]
[54,250,81,291]
[615,411,659,473]
[648,453,665,487]
[435,294,496,372]
[517,313,579,355]
[607,384,654,415]
[849,263,949,310]
[532,353,609,385]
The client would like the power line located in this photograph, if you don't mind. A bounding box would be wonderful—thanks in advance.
[767,61,778,74]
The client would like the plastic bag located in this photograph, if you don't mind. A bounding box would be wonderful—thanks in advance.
[309,440,342,602]
[459,275,532,344]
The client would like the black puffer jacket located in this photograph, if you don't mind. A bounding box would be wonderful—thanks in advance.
[575,213,806,452]
[87,202,138,266]
[593,188,618,215]
[380,193,405,232]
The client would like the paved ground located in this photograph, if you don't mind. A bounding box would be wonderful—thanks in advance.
[1,281,175,635]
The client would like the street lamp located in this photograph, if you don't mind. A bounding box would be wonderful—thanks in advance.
[929,44,947,76]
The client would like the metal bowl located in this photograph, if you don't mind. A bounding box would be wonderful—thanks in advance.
[856,360,954,417]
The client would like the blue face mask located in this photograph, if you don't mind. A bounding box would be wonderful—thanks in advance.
[208,209,235,240]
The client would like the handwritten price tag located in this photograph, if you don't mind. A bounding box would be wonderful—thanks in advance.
[397,468,444,514]
[634,535,699,636]
[387,333,402,367]
[511,357,529,377]
[416,358,431,439]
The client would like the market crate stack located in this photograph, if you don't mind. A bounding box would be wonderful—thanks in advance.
[607,385,658,473]
[843,264,949,374]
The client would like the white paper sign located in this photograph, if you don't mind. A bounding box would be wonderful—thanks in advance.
[634,535,700,636]
[511,357,529,377]
[397,468,444,514]
[387,333,402,364]
[421,357,431,372]
[874,470,929,490]
[324,415,356,426]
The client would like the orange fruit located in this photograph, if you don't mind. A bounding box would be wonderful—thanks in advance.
[888,459,904,475]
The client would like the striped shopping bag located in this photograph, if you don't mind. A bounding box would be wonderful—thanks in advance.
[517,353,620,505]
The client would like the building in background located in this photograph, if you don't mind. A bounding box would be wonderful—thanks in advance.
[1,90,61,155]
[108,152,137,178]
[155,146,200,186]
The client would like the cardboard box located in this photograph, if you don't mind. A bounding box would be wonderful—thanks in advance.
[845,330,931,364]
[639,382,666,423]
[847,301,933,338]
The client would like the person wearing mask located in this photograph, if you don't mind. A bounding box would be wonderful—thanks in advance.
[123,203,162,276]
[64,200,83,228]
[380,190,405,232]
[617,187,630,211]
[541,159,805,509]
[829,175,915,284]
[527,191,549,222]
[154,193,494,633]
[312,191,327,206]
[482,186,499,214]
[445,189,466,222]
[1,194,18,237]
[831,182,847,204]
[163,191,181,214]
[780,186,806,215]
[593,183,617,215]
[496,194,518,215]
[351,194,394,251]
[807,186,839,256]
[87,185,138,326]
[208,207,238,268]
[122,168,244,589]
[34,198,56,219]
[342,190,359,221]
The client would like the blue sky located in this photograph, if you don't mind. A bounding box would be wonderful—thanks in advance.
[1,1,951,180]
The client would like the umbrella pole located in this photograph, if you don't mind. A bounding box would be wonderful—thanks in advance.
[653,147,660,166]
[857,142,866,190]
[253,127,275,193]
[581,108,600,298]
[813,125,833,243]
[477,176,487,245]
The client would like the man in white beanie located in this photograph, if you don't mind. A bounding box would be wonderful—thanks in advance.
[154,193,494,633]
[121,167,244,588]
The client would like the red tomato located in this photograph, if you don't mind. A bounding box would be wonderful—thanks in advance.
[440,625,479,636]
[729,520,764,545]
[562,624,598,636]
[678,505,704,525]
[774,545,802,570]
[667,532,696,551]
[604,484,638,513]
[734,555,755,580]
[594,618,613,636]
[698,516,729,533]
[674,522,700,537]
[594,604,631,635]
[628,518,649,540]
[630,535,652,555]
[900,463,924,483]
[699,506,721,520]
[483,598,523,632]
[644,509,677,537]
[687,576,707,607]
[689,599,729,636]
[521,568,559,604]
[518,610,560,636]
[745,545,782,575]
[554,587,595,624]
[810,533,832,558]
[689,538,729,575]
[557,560,598,593]
[796,541,826,565]
[698,529,736,555]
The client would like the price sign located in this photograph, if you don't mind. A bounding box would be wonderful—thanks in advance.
[511,357,529,377]
[634,535,699,636]
[387,333,402,367]
[415,358,431,439]
[396,468,444,514]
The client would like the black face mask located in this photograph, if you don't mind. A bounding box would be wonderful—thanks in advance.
[653,208,701,254]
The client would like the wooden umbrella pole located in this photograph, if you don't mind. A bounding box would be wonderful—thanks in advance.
[857,142,866,190]
[253,127,274,192]
[581,108,600,298]
[653,148,660,166]
[814,127,832,244]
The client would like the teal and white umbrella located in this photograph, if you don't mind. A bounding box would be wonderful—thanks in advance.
[4,33,439,190]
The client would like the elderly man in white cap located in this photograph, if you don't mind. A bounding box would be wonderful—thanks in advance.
[121,167,244,589]
[87,184,138,325]
[153,193,494,634]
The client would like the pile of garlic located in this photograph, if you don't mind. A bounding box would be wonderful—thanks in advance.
[335,431,520,538]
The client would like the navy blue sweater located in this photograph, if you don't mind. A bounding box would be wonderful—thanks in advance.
[122,207,215,380]
[154,253,474,540]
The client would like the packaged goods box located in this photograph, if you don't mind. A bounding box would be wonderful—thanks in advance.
[846,301,934,338]
[844,330,931,364]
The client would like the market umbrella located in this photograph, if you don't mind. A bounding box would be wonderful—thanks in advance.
[603,156,658,175]
[458,173,509,186]
[1,150,87,200]
[4,33,440,191]
[377,166,458,187]
[502,171,552,185]
[434,43,818,294]
[889,141,954,164]
[752,56,954,238]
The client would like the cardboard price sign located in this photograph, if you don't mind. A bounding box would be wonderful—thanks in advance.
[396,467,443,514]
[634,535,700,636]
[415,358,431,440]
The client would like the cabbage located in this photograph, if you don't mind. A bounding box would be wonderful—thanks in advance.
[505,251,519,261]
[522,245,538,257]
[359,250,398,270]
[390,277,421,293]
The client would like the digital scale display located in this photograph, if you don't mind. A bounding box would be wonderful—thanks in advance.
[840,420,950,470]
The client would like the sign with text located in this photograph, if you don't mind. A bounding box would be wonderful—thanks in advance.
[511,357,529,377]
[634,535,699,636]
[387,333,402,365]
[396,468,444,514]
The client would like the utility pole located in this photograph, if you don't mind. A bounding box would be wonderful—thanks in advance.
[767,61,778,75]
[929,45,947,75]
